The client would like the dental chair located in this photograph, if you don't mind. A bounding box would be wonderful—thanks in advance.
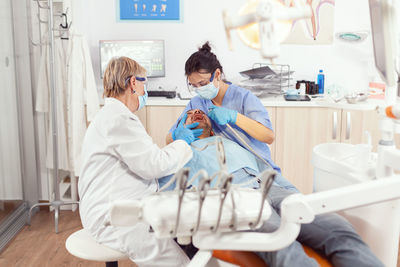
[109,166,400,267]
[212,246,332,267]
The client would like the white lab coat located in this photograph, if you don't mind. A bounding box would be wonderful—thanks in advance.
[35,30,100,174]
[66,31,100,175]
[78,98,192,267]
[36,36,71,171]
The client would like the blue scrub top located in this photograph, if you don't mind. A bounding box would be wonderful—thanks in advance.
[170,84,280,172]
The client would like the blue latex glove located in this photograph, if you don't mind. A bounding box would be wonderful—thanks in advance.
[172,113,203,144]
[207,105,238,125]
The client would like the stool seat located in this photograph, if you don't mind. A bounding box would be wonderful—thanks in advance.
[66,229,128,262]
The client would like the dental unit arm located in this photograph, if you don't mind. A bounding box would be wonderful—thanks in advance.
[367,0,400,180]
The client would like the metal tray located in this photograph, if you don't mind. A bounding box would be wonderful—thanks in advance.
[239,66,276,79]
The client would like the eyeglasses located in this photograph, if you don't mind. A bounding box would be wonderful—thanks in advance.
[187,72,215,93]
[125,76,148,87]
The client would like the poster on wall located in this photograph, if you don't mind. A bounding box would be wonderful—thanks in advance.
[237,0,335,46]
[119,0,180,21]
[283,0,335,44]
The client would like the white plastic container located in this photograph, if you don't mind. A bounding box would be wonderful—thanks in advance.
[312,143,375,191]
[312,142,400,267]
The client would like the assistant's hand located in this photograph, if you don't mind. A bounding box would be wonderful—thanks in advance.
[207,105,238,125]
[172,113,203,144]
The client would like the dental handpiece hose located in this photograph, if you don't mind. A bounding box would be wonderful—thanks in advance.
[225,124,274,170]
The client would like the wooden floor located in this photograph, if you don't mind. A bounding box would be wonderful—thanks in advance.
[0,210,135,267]
[0,209,399,266]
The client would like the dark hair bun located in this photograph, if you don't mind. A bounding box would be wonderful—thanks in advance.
[199,42,212,53]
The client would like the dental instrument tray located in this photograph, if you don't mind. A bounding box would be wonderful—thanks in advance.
[239,66,277,79]
[110,188,272,238]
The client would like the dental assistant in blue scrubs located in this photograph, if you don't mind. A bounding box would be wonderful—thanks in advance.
[166,42,296,191]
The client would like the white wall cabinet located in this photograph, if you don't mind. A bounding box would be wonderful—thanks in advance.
[340,109,380,151]
[274,107,341,193]
[340,109,400,151]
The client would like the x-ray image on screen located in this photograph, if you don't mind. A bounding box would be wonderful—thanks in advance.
[100,40,165,78]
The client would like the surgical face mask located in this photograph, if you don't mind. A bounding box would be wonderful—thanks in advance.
[137,84,148,110]
[195,80,219,100]
[188,72,220,100]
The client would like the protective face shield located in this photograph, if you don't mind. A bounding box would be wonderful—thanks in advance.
[188,72,220,100]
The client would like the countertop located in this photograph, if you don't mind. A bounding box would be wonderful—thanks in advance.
[145,95,384,111]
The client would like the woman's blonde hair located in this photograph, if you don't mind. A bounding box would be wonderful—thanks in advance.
[103,56,146,98]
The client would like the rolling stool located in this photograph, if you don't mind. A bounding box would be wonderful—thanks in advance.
[66,229,129,267]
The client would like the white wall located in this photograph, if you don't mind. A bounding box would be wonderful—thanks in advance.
[75,0,379,95]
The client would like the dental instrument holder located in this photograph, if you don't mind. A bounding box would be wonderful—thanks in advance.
[212,174,233,233]
[27,0,79,233]
[249,170,276,229]
[194,175,212,234]
[216,136,227,173]
[209,136,238,232]
[158,167,190,192]
[172,168,190,237]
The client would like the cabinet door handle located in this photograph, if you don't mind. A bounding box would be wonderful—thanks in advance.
[332,111,337,140]
[346,112,351,140]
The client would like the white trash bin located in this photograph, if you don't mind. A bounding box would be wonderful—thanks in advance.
[312,142,400,267]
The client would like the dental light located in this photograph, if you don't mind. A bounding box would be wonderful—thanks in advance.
[222,0,312,60]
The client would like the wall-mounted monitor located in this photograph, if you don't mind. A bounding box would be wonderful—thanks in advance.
[100,40,165,78]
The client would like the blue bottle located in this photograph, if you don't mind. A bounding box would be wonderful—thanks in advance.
[317,70,325,94]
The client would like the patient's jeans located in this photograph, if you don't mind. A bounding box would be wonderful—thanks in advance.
[255,185,384,267]
[235,168,299,193]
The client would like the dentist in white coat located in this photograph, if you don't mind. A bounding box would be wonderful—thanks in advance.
[78,56,202,267]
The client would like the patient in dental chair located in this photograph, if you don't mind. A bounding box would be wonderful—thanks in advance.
[158,109,383,267]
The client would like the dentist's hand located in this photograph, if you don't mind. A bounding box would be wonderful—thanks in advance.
[208,105,238,125]
[172,113,203,144]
